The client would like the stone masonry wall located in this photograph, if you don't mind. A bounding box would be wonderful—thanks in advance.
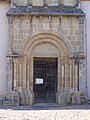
[12,15,84,54]
[14,0,78,6]
[5,14,86,105]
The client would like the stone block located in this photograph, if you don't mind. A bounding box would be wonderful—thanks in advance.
[57,89,68,105]
[63,30,69,35]
[32,0,43,6]
[18,92,25,105]
[63,0,77,6]
[72,90,80,105]
[16,0,28,6]
[43,23,49,30]
[80,92,87,104]
[19,89,34,105]
[3,90,19,106]
[67,89,74,105]
[57,89,87,105]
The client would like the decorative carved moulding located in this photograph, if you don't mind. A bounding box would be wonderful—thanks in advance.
[69,52,86,60]
[7,52,20,58]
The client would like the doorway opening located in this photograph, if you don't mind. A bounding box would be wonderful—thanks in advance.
[33,57,58,103]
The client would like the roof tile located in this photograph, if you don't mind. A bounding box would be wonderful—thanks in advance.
[7,5,85,16]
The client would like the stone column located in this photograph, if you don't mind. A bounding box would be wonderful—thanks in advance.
[61,59,65,90]
[75,64,78,90]
[65,59,70,89]
[26,57,34,105]
[20,57,27,105]
[58,58,62,92]
[26,58,30,89]
[72,59,75,90]
[13,58,19,89]
[18,58,22,90]
[17,58,25,105]
[22,58,27,89]
[13,59,17,89]
[69,60,72,89]
[16,59,19,89]
[30,57,33,91]
[58,58,69,105]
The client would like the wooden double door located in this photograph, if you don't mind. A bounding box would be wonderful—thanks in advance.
[33,58,58,103]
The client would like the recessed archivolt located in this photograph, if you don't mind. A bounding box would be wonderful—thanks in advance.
[30,41,60,57]
[19,31,73,57]
[23,38,67,56]
[28,39,61,56]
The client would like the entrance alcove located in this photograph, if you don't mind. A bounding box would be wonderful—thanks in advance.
[13,32,73,105]
[31,41,60,103]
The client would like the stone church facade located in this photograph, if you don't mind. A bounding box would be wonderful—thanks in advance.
[1,0,87,105]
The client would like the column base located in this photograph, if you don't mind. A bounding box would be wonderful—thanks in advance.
[18,88,34,105]
[57,89,87,105]
[57,89,68,105]
[3,89,19,106]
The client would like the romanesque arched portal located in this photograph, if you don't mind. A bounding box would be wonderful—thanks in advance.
[12,32,81,105]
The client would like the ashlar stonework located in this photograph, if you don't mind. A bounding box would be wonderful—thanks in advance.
[4,0,86,106]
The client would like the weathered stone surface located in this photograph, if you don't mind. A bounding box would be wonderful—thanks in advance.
[80,92,87,104]
[63,0,77,6]
[18,91,24,105]
[57,89,69,105]
[12,0,78,7]
[67,89,74,105]
[19,89,34,105]
[72,90,80,105]
[57,89,87,105]
[3,90,19,106]
[6,0,86,106]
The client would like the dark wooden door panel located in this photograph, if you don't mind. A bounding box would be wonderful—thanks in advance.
[45,59,57,103]
[33,58,57,103]
[33,58,46,103]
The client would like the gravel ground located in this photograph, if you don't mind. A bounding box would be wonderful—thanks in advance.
[0,105,90,120]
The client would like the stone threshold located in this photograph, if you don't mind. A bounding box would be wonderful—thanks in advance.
[33,103,57,107]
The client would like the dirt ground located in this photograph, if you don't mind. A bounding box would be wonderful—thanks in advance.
[0,105,90,120]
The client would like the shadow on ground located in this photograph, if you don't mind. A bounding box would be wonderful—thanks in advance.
[0,104,90,111]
